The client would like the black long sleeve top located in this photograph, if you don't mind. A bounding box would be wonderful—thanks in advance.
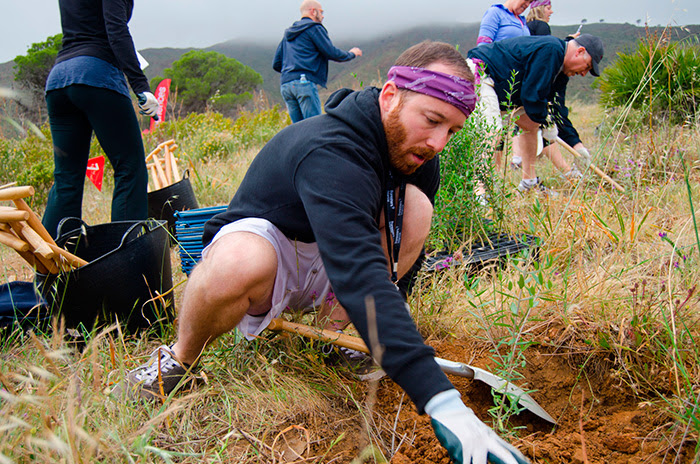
[55,0,149,94]
[204,88,454,413]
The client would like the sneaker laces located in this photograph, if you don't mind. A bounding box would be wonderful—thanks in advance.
[134,346,183,384]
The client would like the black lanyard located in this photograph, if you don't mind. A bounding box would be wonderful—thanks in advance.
[384,171,406,283]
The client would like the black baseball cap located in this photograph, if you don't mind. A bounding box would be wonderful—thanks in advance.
[575,34,604,76]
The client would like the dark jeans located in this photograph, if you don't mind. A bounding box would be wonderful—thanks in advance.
[43,84,148,238]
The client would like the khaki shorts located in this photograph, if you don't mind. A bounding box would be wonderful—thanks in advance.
[203,218,333,340]
[467,58,503,132]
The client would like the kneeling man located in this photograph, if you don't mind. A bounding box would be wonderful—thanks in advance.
[117,41,528,464]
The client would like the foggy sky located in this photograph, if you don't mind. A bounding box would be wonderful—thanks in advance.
[1,0,698,63]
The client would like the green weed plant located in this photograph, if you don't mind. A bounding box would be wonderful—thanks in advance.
[597,34,700,126]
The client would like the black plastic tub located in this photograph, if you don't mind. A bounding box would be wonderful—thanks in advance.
[35,218,174,333]
[147,171,199,238]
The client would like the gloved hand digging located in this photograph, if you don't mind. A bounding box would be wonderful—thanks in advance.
[574,146,592,170]
[137,91,160,118]
[541,124,558,143]
[426,389,530,464]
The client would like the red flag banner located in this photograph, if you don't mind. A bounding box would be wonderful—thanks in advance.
[149,78,171,132]
[86,155,105,191]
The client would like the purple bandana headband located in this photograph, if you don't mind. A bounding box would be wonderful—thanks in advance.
[387,66,477,117]
[530,0,551,8]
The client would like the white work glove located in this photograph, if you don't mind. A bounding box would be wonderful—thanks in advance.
[541,125,558,143]
[426,389,530,464]
[574,146,592,170]
[137,91,160,118]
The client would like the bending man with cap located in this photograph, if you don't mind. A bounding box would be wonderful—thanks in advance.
[115,41,529,464]
[467,34,604,193]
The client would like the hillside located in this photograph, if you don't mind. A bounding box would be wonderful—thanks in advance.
[2,22,699,107]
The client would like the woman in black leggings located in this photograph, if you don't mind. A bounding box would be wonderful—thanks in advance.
[42,0,159,238]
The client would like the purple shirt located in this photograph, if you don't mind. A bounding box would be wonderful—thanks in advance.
[477,4,530,45]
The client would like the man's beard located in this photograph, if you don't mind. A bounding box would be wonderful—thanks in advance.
[384,105,436,176]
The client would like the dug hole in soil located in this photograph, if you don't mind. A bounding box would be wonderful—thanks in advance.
[347,336,695,464]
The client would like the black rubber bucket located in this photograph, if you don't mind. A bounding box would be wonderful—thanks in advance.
[147,171,199,238]
[35,218,174,333]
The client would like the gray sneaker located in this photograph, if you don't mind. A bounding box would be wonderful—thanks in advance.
[518,177,559,197]
[564,167,583,179]
[319,342,386,382]
[112,345,193,401]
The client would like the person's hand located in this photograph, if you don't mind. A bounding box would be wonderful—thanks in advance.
[426,390,530,464]
[137,92,160,118]
[349,47,362,57]
[570,31,581,39]
[574,145,592,170]
[541,125,558,143]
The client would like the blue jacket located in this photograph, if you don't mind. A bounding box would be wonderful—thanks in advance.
[273,18,356,87]
[468,35,581,146]
[477,4,530,45]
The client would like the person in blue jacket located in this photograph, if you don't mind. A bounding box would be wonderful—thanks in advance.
[521,0,584,178]
[467,34,603,192]
[273,0,362,123]
[42,0,159,238]
[476,0,533,46]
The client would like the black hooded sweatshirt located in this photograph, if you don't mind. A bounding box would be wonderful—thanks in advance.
[204,87,454,412]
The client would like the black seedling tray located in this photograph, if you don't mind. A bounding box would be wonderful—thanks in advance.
[424,233,539,275]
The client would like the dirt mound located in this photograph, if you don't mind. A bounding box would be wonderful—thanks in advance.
[364,339,696,463]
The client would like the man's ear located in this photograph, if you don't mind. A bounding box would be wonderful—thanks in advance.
[379,81,400,117]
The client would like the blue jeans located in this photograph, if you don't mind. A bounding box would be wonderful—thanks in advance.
[280,79,322,123]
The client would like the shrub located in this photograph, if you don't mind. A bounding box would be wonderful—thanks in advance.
[0,126,54,206]
[145,107,290,162]
[596,37,700,125]
[428,116,505,252]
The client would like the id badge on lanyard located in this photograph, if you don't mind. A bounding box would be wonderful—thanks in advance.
[384,170,406,284]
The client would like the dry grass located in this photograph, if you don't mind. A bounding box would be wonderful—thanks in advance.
[1,100,699,462]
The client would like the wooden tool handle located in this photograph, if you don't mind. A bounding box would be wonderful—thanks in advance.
[20,223,54,259]
[556,137,625,193]
[170,152,181,182]
[153,156,169,188]
[0,230,30,252]
[164,145,173,185]
[12,198,57,246]
[0,210,30,222]
[145,147,161,162]
[267,318,371,354]
[48,243,88,268]
[11,222,58,274]
[0,186,34,201]
[150,164,162,190]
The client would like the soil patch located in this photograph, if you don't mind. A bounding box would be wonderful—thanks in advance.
[363,339,696,464]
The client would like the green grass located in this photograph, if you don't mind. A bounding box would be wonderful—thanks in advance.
[1,48,700,461]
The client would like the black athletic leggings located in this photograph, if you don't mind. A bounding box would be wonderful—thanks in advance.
[43,84,148,238]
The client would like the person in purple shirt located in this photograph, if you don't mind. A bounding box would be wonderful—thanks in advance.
[477,0,533,46]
